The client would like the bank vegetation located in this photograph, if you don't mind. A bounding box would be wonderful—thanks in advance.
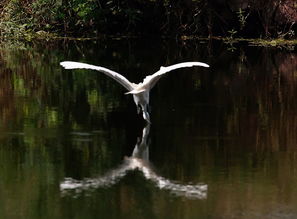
[0,0,296,40]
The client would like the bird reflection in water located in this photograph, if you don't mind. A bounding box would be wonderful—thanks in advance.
[60,125,207,199]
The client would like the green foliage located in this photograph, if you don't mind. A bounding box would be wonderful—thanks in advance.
[0,0,146,38]
[73,1,95,18]
[70,0,98,29]
[0,0,61,40]
[236,8,249,30]
[0,0,296,39]
[227,29,237,39]
[30,0,63,29]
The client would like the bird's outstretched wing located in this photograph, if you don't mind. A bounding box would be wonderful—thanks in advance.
[60,61,135,91]
[141,62,209,90]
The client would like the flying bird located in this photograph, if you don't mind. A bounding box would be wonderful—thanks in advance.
[60,61,209,123]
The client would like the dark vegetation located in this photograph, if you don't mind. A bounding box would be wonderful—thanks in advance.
[0,0,296,40]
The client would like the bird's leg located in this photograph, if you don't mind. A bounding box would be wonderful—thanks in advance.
[137,105,141,114]
[148,104,152,113]
[143,111,151,124]
[141,104,151,124]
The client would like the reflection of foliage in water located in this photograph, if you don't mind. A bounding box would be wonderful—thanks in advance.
[0,42,128,218]
[0,39,296,218]
[151,42,297,218]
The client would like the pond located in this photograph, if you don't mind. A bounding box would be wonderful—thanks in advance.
[0,38,296,219]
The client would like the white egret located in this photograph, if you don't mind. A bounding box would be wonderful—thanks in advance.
[60,61,209,123]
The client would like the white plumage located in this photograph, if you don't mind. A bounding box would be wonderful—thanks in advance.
[60,61,209,123]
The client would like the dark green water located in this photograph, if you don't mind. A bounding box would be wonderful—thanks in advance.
[0,39,296,219]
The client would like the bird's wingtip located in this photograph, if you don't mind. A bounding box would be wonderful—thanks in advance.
[60,61,70,68]
[195,62,210,68]
[60,61,80,69]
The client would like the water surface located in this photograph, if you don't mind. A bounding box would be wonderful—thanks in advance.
[0,39,296,219]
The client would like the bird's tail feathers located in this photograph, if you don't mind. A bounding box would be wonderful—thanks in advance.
[125,89,146,95]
